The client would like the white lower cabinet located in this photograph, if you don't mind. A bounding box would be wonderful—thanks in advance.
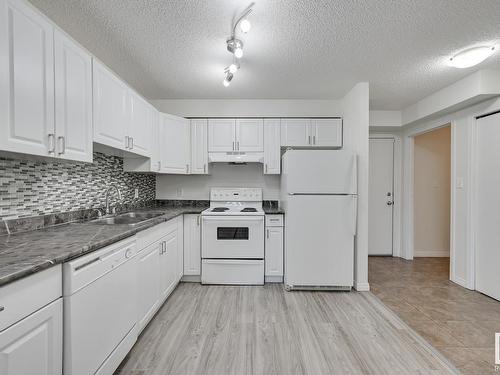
[160,230,179,301]
[183,214,201,277]
[265,215,284,282]
[137,241,161,332]
[0,298,62,375]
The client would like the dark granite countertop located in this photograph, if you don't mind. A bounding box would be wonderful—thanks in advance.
[0,206,204,287]
[263,207,285,214]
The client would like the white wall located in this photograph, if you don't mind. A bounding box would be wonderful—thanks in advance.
[156,163,280,200]
[414,126,451,257]
[151,99,342,117]
[342,82,370,291]
[370,110,402,128]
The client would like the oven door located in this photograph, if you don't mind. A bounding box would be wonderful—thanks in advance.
[202,216,264,258]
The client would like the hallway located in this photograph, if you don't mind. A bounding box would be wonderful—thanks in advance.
[369,257,500,374]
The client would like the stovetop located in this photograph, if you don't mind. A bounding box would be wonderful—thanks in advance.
[202,187,265,216]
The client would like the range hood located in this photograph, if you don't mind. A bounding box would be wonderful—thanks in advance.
[208,152,264,164]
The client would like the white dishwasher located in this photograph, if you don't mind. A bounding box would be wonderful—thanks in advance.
[63,238,138,375]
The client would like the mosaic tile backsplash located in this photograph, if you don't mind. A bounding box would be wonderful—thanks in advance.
[0,152,156,219]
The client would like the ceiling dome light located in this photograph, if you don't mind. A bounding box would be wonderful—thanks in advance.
[448,46,495,68]
[223,72,233,87]
[234,47,243,59]
[240,19,251,33]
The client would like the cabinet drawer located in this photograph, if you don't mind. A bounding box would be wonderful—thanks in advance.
[265,215,283,227]
[136,218,178,251]
[0,265,62,332]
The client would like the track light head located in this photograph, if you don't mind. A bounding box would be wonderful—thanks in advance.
[223,72,233,87]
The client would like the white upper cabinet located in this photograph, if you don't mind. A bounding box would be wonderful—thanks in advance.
[0,0,55,157]
[281,118,342,147]
[93,60,128,150]
[191,119,209,174]
[208,119,236,152]
[159,113,190,174]
[54,29,92,162]
[280,119,311,147]
[264,119,281,174]
[236,119,264,151]
[128,92,152,157]
[311,118,342,147]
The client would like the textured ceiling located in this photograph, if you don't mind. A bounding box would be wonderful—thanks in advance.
[28,0,500,109]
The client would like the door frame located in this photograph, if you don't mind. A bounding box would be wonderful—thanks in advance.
[369,133,403,257]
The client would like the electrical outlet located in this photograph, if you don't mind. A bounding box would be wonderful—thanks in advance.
[134,188,139,199]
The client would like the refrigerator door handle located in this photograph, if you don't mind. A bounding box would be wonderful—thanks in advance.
[352,195,358,236]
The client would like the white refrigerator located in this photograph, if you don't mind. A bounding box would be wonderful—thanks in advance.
[280,150,357,290]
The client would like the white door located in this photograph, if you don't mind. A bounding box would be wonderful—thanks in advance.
[265,226,283,277]
[54,29,92,162]
[208,119,235,152]
[280,119,310,146]
[191,119,208,174]
[0,299,62,375]
[0,0,55,157]
[368,139,394,255]
[128,92,152,157]
[475,113,500,301]
[160,114,190,174]
[285,195,355,287]
[137,241,160,331]
[264,119,281,174]
[93,60,128,150]
[312,118,342,147]
[160,231,178,300]
[236,119,263,151]
[183,214,201,276]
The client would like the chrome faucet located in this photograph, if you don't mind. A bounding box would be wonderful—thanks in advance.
[105,185,123,215]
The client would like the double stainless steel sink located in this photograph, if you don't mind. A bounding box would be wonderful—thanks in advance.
[86,211,165,226]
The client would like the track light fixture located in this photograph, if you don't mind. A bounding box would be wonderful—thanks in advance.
[222,3,254,87]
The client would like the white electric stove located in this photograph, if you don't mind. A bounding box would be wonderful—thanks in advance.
[201,188,265,285]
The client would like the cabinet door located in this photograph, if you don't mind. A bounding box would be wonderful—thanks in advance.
[312,118,342,147]
[191,119,208,174]
[160,231,178,301]
[280,119,311,146]
[0,299,62,375]
[265,227,284,277]
[0,0,55,157]
[208,119,235,152]
[128,92,152,157]
[176,216,184,282]
[54,29,92,162]
[264,119,281,174]
[92,60,128,150]
[151,109,161,171]
[137,241,161,332]
[236,119,264,152]
[160,114,190,174]
[183,214,201,276]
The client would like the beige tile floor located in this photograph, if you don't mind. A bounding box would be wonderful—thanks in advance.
[369,257,500,374]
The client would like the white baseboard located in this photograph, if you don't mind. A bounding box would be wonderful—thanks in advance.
[265,275,283,283]
[181,275,201,283]
[354,281,370,292]
[414,250,450,257]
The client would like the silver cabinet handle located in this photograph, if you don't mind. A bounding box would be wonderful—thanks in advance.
[48,133,55,154]
[203,164,206,174]
[313,135,316,145]
[265,164,268,174]
[308,135,311,145]
[232,141,235,151]
[157,161,161,171]
[186,164,190,174]
[197,215,200,226]
[125,136,129,149]
[130,137,134,149]
[237,141,240,150]
[159,241,163,254]
[57,136,65,155]
[266,229,270,239]
[163,241,167,254]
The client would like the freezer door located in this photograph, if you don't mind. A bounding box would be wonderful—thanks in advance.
[284,195,355,288]
[282,150,357,194]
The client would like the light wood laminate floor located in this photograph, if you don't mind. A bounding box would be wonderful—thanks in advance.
[115,283,457,375]
[370,257,500,374]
